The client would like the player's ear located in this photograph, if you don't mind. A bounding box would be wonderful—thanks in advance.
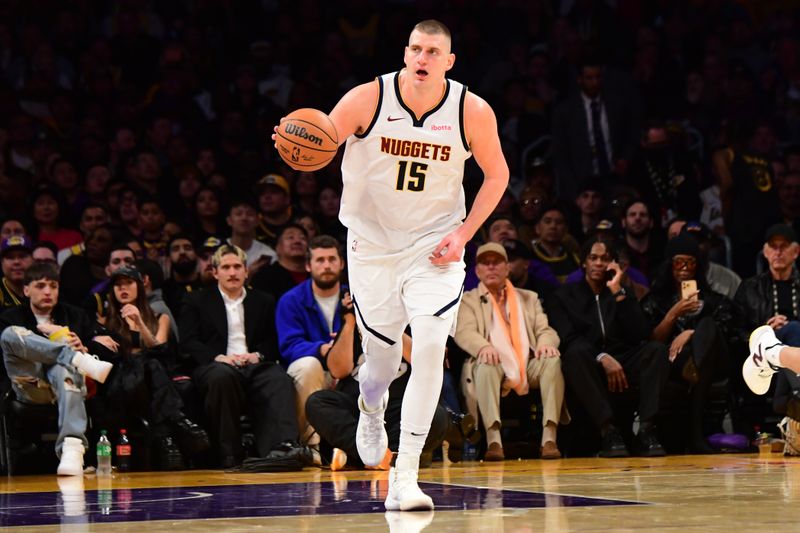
[446,53,455,71]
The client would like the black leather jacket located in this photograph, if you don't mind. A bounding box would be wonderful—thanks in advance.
[733,269,800,339]
[641,287,735,341]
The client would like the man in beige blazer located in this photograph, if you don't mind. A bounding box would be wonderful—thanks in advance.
[455,242,567,460]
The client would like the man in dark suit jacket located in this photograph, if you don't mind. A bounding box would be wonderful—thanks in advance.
[179,244,300,467]
[551,59,641,200]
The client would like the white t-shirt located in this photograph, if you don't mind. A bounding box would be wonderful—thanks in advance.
[228,238,278,267]
[314,293,339,333]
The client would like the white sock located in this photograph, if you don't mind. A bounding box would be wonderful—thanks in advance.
[359,336,403,410]
[541,423,557,446]
[397,315,449,466]
[486,425,502,446]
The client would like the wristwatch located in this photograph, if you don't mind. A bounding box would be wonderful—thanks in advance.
[612,287,627,298]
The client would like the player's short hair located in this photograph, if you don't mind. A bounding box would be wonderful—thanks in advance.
[413,19,451,41]
[306,235,342,262]
[24,261,59,285]
[211,244,247,268]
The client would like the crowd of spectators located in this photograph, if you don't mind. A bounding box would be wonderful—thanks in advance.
[2,0,800,470]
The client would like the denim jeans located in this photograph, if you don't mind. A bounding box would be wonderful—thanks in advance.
[1,326,88,456]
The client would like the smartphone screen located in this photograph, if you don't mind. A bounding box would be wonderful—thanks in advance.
[604,269,615,282]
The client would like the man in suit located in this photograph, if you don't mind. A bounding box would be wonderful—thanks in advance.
[179,244,301,468]
[454,243,567,461]
[552,58,641,200]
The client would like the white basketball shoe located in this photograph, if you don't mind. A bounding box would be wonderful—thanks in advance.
[742,325,785,395]
[356,391,389,467]
[385,455,434,511]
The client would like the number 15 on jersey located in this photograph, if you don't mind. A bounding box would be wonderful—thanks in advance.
[396,161,427,192]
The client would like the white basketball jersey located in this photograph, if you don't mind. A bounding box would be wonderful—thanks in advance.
[340,71,472,250]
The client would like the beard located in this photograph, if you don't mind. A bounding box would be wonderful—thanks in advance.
[172,259,198,277]
[313,274,339,291]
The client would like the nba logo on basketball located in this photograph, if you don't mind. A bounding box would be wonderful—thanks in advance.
[291,147,300,162]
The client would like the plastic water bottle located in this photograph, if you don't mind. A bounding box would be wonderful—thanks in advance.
[463,441,478,461]
[116,429,132,472]
[97,430,112,476]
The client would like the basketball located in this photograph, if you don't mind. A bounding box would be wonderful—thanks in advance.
[275,108,339,171]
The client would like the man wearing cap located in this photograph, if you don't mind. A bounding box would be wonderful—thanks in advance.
[455,242,567,460]
[254,173,293,247]
[735,224,800,415]
[0,235,35,308]
[197,237,222,286]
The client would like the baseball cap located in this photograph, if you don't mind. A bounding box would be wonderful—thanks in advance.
[765,223,798,243]
[503,239,533,260]
[681,221,712,241]
[475,242,508,262]
[0,235,33,258]
[199,236,223,252]
[256,173,290,195]
[110,265,143,283]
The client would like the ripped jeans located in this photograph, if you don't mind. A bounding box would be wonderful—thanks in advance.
[0,326,88,456]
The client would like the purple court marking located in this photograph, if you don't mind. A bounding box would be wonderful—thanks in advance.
[0,481,643,527]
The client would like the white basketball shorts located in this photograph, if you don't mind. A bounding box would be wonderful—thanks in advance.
[346,230,465,348]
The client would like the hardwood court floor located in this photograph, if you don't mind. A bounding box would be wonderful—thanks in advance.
[2,453,800,531]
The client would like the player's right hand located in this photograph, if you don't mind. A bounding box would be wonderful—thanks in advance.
[430,228,467,265]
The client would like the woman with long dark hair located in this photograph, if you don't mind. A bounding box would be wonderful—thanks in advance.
[97,265,209,469]
[640,234,733,453]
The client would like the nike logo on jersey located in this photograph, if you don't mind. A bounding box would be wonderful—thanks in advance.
[387,116,404,122]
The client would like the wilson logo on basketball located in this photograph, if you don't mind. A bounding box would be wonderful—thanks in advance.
[285,124,324,146]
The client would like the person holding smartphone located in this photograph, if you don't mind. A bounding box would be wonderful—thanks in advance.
[640,234,734,453]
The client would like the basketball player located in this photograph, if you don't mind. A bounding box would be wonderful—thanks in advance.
[276,20,508,511]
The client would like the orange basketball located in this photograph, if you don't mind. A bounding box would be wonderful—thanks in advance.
[275,108,339,171]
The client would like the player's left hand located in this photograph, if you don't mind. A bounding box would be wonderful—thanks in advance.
[430,229,467,265]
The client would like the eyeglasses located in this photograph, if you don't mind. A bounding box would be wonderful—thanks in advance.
[520,197,544,207]
[672,257,697,269]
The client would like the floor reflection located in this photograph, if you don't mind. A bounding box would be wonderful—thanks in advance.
[0,477,642,527]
